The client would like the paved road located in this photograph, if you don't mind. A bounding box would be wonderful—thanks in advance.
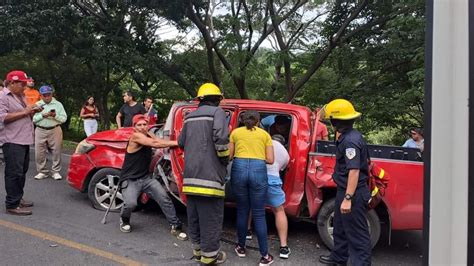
[0,152,423,265]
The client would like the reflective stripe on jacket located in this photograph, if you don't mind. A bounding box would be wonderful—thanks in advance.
[178,104,229,198]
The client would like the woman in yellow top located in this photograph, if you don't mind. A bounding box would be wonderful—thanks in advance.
[229,110,275,265]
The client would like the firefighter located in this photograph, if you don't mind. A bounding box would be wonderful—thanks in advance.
[178,83,229,265]
[319,99,371,266]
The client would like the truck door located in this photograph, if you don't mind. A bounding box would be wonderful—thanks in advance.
[170,104,238,203]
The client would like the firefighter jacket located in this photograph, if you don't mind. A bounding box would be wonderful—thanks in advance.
[178,104,230,197]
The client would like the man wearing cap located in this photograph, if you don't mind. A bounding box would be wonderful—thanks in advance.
[32,85,67,181]
[0,70,42,215]
[118,114,187,241]
[24,77,40,106]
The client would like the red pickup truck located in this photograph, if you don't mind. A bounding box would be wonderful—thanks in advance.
[67,99,423,249]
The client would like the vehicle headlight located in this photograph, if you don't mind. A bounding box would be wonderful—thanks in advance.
[75,140,96,154]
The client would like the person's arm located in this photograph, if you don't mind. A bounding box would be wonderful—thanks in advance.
[264,132,274,164]
[79,107,86,118]
[322,124,329,141]
[213,108,230,163]
[94,107,100,118]
[340,142,363,214]
[340,169,359,214]
[116,112,123,128]
[52,102,67,123]
[265,145,274,164]
[177,123,187,149]
[402,139,410,147]
[5,106,37,123]
[229,142,235,160]
[132,132,178,148]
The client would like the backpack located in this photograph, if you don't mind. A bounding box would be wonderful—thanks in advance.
[367,160,390,209]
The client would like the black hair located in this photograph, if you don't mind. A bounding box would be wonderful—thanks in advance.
[144,96,153,101]
[124,90,136,101]
[272,134,286,145]
[275,115,291,125]
[411,127,424,137]
[83,96,96,108]
[242,110,260,130]
[198,95,222,107]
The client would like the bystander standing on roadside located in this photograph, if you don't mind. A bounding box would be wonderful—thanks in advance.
[80,96,99,137]
[0,70,41,215]
[178,83,229,265]
[0,79,3,165]
[143,96,158,125]
[24,77,40,106]
[116,91,145,128]
[32,85,67,181]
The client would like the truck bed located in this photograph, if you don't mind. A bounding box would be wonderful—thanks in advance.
[316,140,422,161]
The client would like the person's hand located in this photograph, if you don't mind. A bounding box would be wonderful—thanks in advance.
[49,111,56,118]
[25,105,38,115]
[42,112,50,118]
[340,199,352,214]
[25,105,36,114]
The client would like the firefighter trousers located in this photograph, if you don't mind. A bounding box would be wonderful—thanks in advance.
[331,187,372,266]
[186,195,224,259]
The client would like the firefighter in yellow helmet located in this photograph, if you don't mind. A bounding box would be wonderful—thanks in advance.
[178,83,228,264]
[319,99,372,265]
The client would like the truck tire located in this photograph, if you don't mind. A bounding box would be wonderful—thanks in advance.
[316,198,381,250]
[88,168,124,212]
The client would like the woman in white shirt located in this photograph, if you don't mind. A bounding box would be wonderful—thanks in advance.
[266,134,291,259]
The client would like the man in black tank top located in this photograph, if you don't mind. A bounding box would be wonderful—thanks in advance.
[118,114,187,241]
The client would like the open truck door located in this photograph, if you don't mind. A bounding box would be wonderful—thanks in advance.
[166,101,239,204]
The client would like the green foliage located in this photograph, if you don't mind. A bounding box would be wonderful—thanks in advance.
[0,0,425,145]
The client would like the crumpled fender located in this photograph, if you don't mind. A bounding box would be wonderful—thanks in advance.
[305,156,337,218]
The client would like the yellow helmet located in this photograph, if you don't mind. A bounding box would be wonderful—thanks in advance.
[322,99,361,120]
[196,83,223,99]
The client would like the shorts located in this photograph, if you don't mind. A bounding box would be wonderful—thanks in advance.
[266,175,285,207]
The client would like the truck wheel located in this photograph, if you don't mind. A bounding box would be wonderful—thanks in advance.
[316,198,381,250]
[87,168,124,212]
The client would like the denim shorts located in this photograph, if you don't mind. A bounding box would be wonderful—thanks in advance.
[266,175,285,207]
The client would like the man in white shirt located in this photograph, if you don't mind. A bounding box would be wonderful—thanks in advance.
[266,134,291,259]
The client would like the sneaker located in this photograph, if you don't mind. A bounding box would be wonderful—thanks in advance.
[119,218,131,233]
[170,224,188,241]
[246,229,253,240]
[279,246,291,259]
[52,173,62,180]
[201,251,227,265]
[34,173,48,180]
[234,245,246,258]
[259,254,274,266]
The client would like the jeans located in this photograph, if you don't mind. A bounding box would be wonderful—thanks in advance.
[120,175,181,226]
[3,143,30,209]
[231,158,269,256]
